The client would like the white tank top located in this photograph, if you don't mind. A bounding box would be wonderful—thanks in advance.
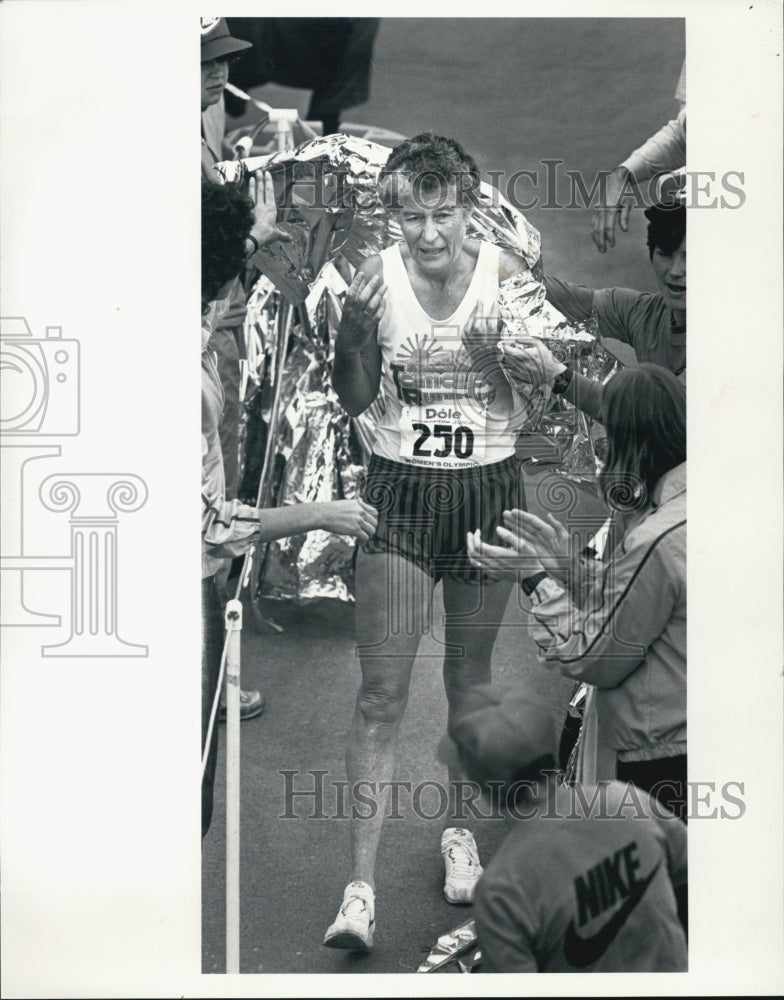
[372,241,517,468]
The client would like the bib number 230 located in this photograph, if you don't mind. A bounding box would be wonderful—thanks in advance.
[412,422,474,459]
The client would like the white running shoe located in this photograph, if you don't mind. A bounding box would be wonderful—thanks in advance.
[441,828,483,904]
[323,881,375,952]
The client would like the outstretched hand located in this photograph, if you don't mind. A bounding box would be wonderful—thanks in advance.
[591,165,634,253]
[247,169,292,247]
[321,498,379,542]
[503,338,566,388]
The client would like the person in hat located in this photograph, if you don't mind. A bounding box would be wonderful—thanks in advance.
[446,684,688,973]
[200,17,291,721]
[201,17,252,180]
[201,17,260,719]
[514,202,686,420]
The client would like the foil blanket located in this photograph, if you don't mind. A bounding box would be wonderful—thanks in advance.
[417,918,480,973]
[497,269,618,483]
[220,134,615,603]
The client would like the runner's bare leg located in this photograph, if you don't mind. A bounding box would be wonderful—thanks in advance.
[346,549,434,888]
[441,574,513,825]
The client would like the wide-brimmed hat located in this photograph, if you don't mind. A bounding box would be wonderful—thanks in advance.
[201,17,252,63]
[446,684,557,787]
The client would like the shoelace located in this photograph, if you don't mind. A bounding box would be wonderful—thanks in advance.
[444,841,477,879]
[341,894,374,926]
[341,896,367,916]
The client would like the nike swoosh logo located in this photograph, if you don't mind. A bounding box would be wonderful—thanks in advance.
[563,861,662,968]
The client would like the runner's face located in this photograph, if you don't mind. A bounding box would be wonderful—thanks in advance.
[651,237,686,315]
[201,58,229,110]
[394,181,472,278]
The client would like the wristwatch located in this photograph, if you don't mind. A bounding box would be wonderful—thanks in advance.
[552,367,574,395]
[521,570,548,596]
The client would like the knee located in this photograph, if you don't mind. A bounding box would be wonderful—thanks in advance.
[356,683,407,728]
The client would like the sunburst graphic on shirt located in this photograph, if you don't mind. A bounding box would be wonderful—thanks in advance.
[391,332,494,410]
[395,333,458,374]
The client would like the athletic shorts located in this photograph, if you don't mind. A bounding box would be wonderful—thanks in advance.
[360,454,526,583]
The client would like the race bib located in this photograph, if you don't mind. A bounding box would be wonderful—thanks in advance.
[398,405,486,467]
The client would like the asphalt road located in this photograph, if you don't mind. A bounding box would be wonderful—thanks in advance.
[202,16,684,975]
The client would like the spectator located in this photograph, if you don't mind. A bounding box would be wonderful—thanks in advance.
[517,203,685,420]
[201,176,378,836]
[201,17,289,720]
[467,364,687,824]
[446,685,688,972]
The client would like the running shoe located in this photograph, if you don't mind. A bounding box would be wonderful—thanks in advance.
[441,828,483,904]
[219,688,265,722]
[323,880,375,952]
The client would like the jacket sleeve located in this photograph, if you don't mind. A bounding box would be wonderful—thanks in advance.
[526,525,681,688]
[621,108,687,179]
[201,433,260,559]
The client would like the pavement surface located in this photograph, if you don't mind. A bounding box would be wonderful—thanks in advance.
[202,16,684,975]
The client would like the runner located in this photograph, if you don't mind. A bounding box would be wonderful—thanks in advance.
[324,132,531,952]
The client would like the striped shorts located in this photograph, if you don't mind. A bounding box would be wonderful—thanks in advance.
[360,454,527,583]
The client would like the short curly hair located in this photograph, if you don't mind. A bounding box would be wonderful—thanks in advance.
[378,132,480,209]
[202,180,255,304]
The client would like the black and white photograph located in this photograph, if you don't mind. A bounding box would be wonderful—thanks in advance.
[1,2,782,996]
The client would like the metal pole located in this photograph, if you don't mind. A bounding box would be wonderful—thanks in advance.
[247,300,294,608]
[224,599,243,973]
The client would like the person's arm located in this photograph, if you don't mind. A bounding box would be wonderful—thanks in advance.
[560,369,604,421]
[526,525,683,688]
[620,108,687,181]
[202,438,378,560]
[592,108,686,252]
[202,468,260,560]
[496,275,606,420]
[332,256,386,416]
[543,275,596,325]
[474,881,539,973]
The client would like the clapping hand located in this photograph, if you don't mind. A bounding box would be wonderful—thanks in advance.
[502,509,571,582]
[466,525,544,581]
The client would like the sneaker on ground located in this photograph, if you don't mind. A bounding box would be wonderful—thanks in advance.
[219,688,265,722]
[441,827,483,904]
[323,880,375,952]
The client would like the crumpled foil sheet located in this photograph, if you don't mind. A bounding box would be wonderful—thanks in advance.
[224,134,611,602]
[417,918,479,973]
[497,270,618,483]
